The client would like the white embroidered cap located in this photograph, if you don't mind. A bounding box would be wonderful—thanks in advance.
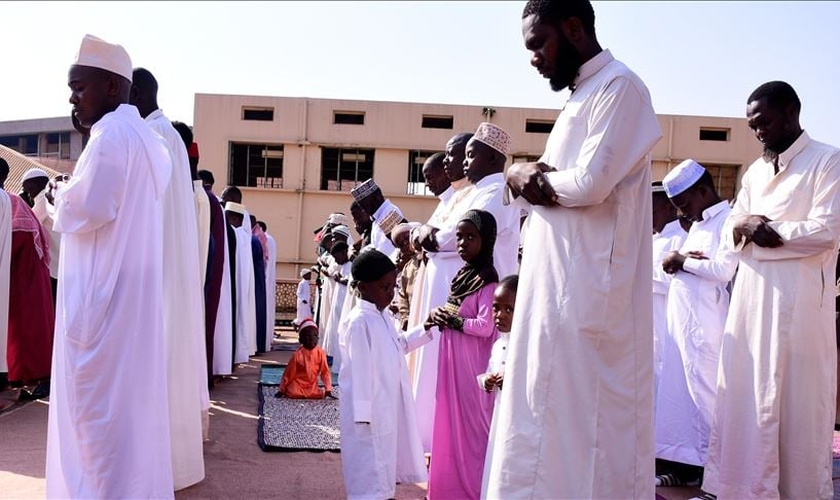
[663,159,706,198]
[350,178,380,202]
[21,168,49,182]
[224,201,247,215]
[300,268,312,278]
[298,319,317,331]
[331,225,351,238]
[327,213,349,226]
[73,34,133,82]
[473,122,511,156]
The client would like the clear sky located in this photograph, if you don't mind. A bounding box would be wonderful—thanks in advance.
[3,1,839,147]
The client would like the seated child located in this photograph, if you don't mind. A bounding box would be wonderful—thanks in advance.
[477,274,518,499]
[338,248,429,499]
[276,319,333,399]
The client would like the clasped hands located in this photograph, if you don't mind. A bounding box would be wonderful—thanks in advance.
[484,373,504,392]
[506,162,559,206]
[662,250,707,274]
[732,214,783,248]
[424,306,455,331]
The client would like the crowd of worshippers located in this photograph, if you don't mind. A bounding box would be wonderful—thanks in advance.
[6,0,840,497]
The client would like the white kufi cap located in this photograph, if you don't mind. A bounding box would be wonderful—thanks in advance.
[73,34,133,82]
[22,168,49,182]
[663,159,706,198]
[224,201,247,215]
[473,122,511,156]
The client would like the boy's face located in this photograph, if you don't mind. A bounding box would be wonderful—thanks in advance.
[463,139,496,184]
[332,248,349,265]
[492,284,516,333]
[357,269,397,310]
[299,327,319,349]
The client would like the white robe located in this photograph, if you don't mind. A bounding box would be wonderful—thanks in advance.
[263,232,277,352]
[31,189,61,279]
[411,180,475,451]
[487,50,662,499]
[652,220,687,398]
[233,226,257,363]
[46,104,174,499]
[296,278,312,323]
[194,180,211,288]
[655,200,737,466]
[478,332,510,500]
[0,190,10,373]
[338,299,430,500]
[212,225,234,376]
[147,109,207,490]
[371,199,401,258]
[323,261,351,372]
[703,132,840,499]
[317,253,336,335]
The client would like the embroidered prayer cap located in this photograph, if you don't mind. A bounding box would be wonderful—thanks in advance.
[21,168,49,182]
[224,201,247,215]
[351,248,396,283]
[330,225,351,238]
[663,159,706,198]
[327,213,349,226]
[473,122,511,156]
[300,268,312,278]
[73,34,133,82]
[377,209,403,237]
[350,178,380,203]
[651,181,666,194]
[298,319,317,332]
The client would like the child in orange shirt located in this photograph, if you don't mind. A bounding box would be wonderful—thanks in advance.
[276,319,333,399]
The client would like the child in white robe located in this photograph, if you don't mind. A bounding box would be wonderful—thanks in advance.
[338,248,430,499]
[478,274,518,500]
[323,241,351,373]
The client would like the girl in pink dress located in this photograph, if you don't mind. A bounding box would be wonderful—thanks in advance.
[424,209,499,500]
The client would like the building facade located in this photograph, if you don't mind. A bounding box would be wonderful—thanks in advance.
[0,116,85,175]
[192,94,760,280]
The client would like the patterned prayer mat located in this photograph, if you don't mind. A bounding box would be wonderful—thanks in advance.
[257,364,341,452]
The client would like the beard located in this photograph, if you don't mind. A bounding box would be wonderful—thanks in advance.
[548,35,583,92]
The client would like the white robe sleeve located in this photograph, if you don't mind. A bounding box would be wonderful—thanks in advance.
[753,154,840,261]
[545,77,661,208]
[399,324,436,353]
[682,246,739,283]
[53,135,127,234]
[347,319,374,423]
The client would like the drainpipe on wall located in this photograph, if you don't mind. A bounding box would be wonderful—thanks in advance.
[667,116,675,171]
[294,99,308,277]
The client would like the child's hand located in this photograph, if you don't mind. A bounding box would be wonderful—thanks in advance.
[274,390,284,398]
[324,390,334,399]
[429,307,450,328]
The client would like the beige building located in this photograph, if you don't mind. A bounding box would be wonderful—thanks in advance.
[0,116,86,175]
[193,94,760,280]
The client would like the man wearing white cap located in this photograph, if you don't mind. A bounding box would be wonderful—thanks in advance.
[488,1,662,497]
[654,159,737,487]
[296,268,313,325]
[46,35,174,498]
[351,178,403,259]
[225,201,257,364]
[130,67,207,490]
[22,168,61,299]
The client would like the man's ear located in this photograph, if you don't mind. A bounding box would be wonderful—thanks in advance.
[560,16,586,45]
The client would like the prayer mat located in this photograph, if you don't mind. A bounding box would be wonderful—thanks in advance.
[257,384,341,452]
[258,364,338,387]
[271,341,299,352]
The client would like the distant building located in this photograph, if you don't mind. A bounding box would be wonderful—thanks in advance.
[0,116,85,175]
[193,94,760,279]
[0,145,62,196]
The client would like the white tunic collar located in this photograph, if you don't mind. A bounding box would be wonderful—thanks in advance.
[474,172,504,190]
[700,199,730,222]
[573,49,614,89]
[777,131,811,172]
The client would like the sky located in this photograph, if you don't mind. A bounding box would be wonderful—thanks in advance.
[3,1,839,146]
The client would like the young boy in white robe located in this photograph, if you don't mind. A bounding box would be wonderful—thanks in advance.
[323,241,351,373]
[478,274,518,500]
[295,269,313,326]
[338,249,430,499]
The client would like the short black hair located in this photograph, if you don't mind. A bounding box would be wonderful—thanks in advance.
[171,121,193,149]
[747,81,801,112]
[331,241,349,255]
[257,221,267,232]
[0,157,9,180]
[522,0,596,36]
[498,274,519,293]
[197,169,215,184]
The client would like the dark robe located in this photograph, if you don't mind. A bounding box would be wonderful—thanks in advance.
[251,236,267,354]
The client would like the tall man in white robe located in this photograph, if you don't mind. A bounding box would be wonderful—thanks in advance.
[46,35,174,499]
[651,181,687,398]
[225,202,257,363]
[487,2,662,497]
[259,221,277,352]
[703,81,840,499]
[0,160,12,387]
[655,160,738,481]
[351,179,403,260]
[130,67,207,489]
[408,133,475,451]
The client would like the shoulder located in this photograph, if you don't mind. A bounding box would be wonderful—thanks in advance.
[596,59,654,106]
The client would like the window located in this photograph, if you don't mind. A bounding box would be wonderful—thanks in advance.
[44,132,71,159]
[242,107,274,121]
[321,147,374,191]
[334,111,365,125]
[512,155,541,164]
[703,163,740,201]
[407,150,443,195]
[421,115,454,129]
[229,143,284,188]
[699,127,730,141]
[0,134,38,155]
[525,119,554,134]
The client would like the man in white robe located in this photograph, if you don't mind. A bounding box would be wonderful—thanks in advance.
[225,202,257,363]
[259,221,277,352]
[0,160,11,386]
[296,269,313,323]
[22,168,61,298]
[351,179,402,260]
[45,35,174,499]
[487,2,662,497]
[212,223,234,376]
[651,181,686,399]
[130,67,207,489]
[703,81,840,500]
[655,160,738,481]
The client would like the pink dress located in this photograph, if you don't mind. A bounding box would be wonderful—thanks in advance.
[428,283,498,500]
